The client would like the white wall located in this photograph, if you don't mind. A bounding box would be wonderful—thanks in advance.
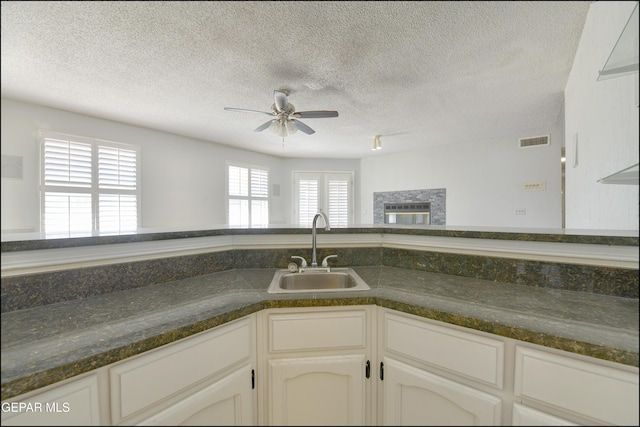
[1,98,359,233]
[360,128,563,228]
[564,1,639,231]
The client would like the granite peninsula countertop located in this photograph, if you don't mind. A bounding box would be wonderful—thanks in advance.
[2,225,638,252]
[2,266,638,400]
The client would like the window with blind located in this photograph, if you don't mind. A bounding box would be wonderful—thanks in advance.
[227,162,269,227]
[40,131,140,236]
[293,171,353,227]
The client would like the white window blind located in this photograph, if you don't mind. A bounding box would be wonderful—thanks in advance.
[327,177,349,227]
[294,171,353,227]
[227,163,269,227]
[298,179,319,227]
[40,131,140,236]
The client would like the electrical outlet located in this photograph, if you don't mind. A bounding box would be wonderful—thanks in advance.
[514,208,526,215]
[523,181,546,191]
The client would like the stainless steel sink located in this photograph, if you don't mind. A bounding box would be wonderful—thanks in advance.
[267,268,371,294]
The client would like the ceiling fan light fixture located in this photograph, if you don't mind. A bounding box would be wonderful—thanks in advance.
[372,135,382,151]
[268,118,297,137]
[285,119,298,136]
[268,120,284,136]
[225,89,337,138]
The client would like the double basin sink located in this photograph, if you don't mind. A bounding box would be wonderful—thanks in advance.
[268,267,371,294]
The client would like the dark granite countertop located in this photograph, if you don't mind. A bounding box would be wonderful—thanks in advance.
[2,225,638,252]
[2,266,638,400]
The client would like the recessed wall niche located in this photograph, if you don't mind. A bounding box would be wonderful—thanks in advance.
[373,188,446,225]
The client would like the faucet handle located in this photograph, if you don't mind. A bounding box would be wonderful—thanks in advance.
[321,255,338,268]
[291,256,308,268]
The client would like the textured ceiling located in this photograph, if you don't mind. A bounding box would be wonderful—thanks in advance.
[1,1,592,159]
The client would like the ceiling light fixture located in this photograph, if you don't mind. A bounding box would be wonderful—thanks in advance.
[268,117,298,137]
[372,135,382,151]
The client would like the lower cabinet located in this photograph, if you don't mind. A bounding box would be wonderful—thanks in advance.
[267,354,367,425]
[513,345,639,426]
[511,403,579,426]
[3,305,639,426]
[110,315,257,426]
[1,372,106,426]
[377,308,504,425]
[381,357,501,425]
[137,364,254,426]
[258,305,374,426]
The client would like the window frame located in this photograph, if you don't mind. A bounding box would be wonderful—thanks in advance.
[39,130,141,236]
[293,170,354,227]
[225,161,270,228]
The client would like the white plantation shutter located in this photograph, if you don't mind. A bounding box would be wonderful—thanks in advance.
[227,162,269,227]
[43,137,92,187]
[98,145,137,189]
[41,131,139,235]
[99,194,138,232]
[327,176,349,227]
[251,168,268,197]
[228,165,249,197]
[294,171,353,227]
[43,192,92,234]
[228,199,249,227]
[298,179,319,227]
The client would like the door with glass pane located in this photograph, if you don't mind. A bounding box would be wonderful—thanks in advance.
[293,171,353,227]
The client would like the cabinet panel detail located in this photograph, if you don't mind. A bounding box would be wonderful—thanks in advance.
[1,374,101,426]
[268,309,367,352]
[137,364,254,426]
[511,403,578,426]
[383,312,504,388]
[110,317,252,423]
[514,346,639,426]
[268,354,366,425]
[382,357,502,425]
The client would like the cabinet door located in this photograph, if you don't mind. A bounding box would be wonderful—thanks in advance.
[381,357,501,426]
[111,316,254,424]
[137,364,254,426]
[514,345,639,426]
[268,354,367,426]
[511,403,578,426]
[1,374,102,426]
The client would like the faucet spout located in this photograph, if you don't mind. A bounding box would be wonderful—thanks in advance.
[311,211,330,267]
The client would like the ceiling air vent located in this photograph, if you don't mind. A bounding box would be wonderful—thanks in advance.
[519,135,549,148]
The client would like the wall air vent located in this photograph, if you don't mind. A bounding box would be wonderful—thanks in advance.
[519,135,549,148]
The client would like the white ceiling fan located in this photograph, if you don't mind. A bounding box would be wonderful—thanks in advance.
[224,89,338,137]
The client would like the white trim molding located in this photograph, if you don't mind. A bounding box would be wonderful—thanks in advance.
[1,233,637,277]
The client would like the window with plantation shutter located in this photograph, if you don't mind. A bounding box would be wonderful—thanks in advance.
[227,162,269,227]
[298,179,319,227]
[40,131,140,236]
[294,171,353,227]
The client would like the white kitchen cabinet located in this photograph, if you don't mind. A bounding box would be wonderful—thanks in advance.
[136,364,254,426]
[514,345,639,426]
[258,305,374,426]
[0,372,106,426]
[4,304,639,427]
[511,403,578,426]
[377,308,503,425]
[381,357,502,425]
[110,315,257,425]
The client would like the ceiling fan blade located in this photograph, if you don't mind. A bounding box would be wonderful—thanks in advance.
[292,119,315,135]
[274,90,288,113]
[293,110,339,119]
[254,119,275,132]
[224,107,274,116]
